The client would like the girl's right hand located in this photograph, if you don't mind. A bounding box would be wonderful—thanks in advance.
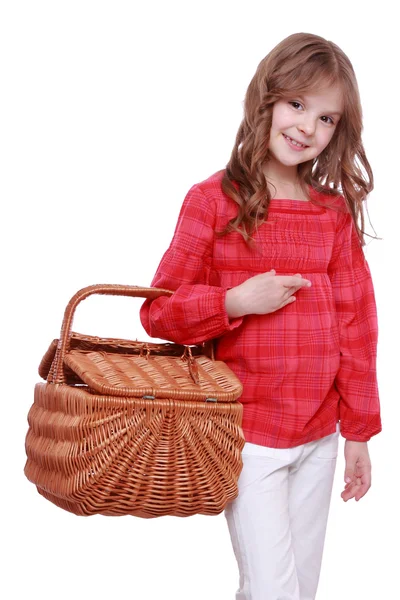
[225,269,312,318]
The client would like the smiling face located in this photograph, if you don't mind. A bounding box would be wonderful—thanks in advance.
[265,84,344,182]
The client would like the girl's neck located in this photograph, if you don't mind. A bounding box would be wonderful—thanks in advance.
[262,161,309,200]
[264,175,310,202]
[262,162,301,186]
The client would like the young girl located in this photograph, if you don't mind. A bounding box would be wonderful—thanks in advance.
[139,32,382,600]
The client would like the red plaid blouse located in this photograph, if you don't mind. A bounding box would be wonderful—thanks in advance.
[140,169,382,448]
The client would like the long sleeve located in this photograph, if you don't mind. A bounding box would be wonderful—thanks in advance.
[328,209,382,442]
[139,183,244,345]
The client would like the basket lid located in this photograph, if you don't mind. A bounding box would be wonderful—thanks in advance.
[64,350,243,402]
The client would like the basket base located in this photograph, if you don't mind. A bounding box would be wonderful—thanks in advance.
[36,484,240,518]
[25,382,245,517]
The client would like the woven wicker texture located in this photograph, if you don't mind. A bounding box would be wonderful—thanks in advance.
[24,284,245,518]
[64,350,242,400]
[39,333,216,384]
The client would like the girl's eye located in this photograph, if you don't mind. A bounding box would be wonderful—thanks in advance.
[289,102,335,125]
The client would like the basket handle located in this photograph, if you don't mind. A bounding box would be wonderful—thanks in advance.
[49,284,177,384]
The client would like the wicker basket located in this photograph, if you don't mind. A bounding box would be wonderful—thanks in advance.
[24,284,245,518]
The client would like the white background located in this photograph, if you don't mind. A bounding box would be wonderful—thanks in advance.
[1,1,398,598]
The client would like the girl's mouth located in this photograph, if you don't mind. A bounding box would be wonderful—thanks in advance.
[283,134,309,151]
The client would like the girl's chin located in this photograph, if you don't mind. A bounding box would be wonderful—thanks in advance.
[274,154,309,167]
[267,147,316,167]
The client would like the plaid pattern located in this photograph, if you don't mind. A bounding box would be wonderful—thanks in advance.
[140,170,382,448]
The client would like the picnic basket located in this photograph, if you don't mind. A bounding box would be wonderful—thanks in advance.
[24,284,245,518]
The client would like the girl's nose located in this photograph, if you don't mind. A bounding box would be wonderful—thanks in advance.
[298,120,315,137]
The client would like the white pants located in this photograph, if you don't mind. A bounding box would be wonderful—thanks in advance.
[224,423,340,600]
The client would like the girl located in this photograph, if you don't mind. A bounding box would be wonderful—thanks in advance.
[139,32,382,600]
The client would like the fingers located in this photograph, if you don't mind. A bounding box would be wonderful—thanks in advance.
[282,274,312,302]
[280,296,296,308]
[265,272,312,289]
[341,482,369,502]
[264,271,312,308]
[341,473,371,502]
[282,275,312,290]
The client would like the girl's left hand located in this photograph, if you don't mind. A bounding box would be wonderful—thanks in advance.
[341,440,371,502]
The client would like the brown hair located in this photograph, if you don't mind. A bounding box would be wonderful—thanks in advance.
[219,32,379,248]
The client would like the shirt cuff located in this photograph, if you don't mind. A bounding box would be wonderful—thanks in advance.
[219,288,244,334]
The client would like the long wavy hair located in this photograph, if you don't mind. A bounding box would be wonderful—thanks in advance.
[219,32,379,248]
